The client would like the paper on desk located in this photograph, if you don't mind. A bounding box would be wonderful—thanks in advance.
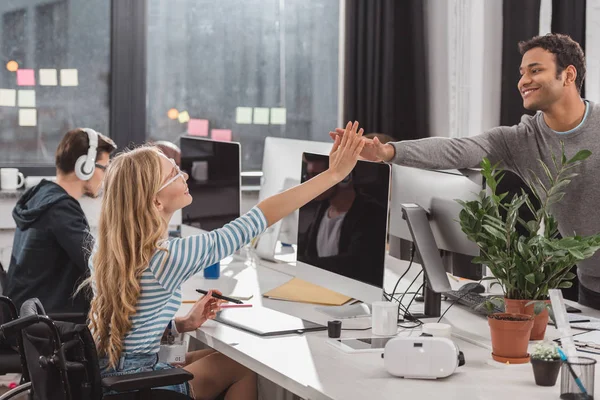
[573,330,600,345]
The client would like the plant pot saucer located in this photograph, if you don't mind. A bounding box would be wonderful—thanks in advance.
[491,353,530,364]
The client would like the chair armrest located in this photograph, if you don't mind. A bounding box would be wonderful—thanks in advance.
[47,312,87,325]
[101,368,194,392]
[0,382,31,400]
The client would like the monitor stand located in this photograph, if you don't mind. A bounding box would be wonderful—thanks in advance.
[314,302,371,319]
[403,275,441,319]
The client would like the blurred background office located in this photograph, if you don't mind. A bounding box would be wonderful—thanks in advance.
[0,0,598,285]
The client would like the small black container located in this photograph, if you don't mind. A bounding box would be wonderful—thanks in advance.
[328,320,341,338]
[531,358,561,387]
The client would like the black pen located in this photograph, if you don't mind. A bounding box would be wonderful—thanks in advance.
[196,289,243,304]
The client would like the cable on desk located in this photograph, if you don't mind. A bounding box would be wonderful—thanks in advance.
[385,245,415,301]
[405,283,424,313]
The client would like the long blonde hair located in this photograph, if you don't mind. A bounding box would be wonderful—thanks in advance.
[79,146,168,367]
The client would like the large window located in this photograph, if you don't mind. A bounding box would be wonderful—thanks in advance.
[0,0,110,165]
[146,0,339,171]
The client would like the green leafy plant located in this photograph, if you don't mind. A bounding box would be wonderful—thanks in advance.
[531,342,560,361]
[457,145,600,300]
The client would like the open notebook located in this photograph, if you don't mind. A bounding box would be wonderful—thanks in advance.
[262,277,353,306]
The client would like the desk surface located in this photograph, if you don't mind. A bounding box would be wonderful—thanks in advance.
[177,249,600,400]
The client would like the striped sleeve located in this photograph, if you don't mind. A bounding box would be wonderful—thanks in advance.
[151,206,268,292]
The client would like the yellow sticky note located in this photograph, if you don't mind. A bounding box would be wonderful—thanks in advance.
[18,90,36,107]
[19,109,37,127]
[39,69,58,86]
[178,110,190,123]
[235,107,253,124]
[60,69,78,86]
[270,108,286,125]
[253,107,269,125]
[0,89,16,107]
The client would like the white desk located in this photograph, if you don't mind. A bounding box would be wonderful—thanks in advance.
[177,251,600,400]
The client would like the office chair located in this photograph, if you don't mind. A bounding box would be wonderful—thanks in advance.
[0,298,193,400]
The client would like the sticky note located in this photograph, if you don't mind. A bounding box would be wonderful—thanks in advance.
[17,69,35,86]
[19,109,37,126]
[188,119,209,136]
[178,111,190,123]
[235,107,253,124]
[270,108,286,124]
[211,129,232,142]
[60,69,78,86]
[18,90,36,107]
[39,69,58,86]
[0,89,16,107]
[253,107,269,125]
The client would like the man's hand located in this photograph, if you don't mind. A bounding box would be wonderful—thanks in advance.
[175,289,225,333]
[329,128,395,162]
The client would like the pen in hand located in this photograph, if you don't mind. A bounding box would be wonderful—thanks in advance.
[196,289,243,304]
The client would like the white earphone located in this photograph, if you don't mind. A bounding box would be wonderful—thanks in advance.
[74,128,99,181]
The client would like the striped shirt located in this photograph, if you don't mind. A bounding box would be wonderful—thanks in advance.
[89,206,267,355]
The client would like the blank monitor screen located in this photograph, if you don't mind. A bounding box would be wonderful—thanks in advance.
[389,166,483,257]
[180,136,240,231]
[297,153,390,288]
[259,137,332,245]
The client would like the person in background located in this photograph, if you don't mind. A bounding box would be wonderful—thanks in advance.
[5,128,116,314]
[331,34,600,308]
[78,122,365,399]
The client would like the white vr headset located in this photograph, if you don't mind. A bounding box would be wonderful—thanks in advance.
[383,336,465,379]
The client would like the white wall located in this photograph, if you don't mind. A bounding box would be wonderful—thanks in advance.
[425,0,503,138]
[587,1,600,104]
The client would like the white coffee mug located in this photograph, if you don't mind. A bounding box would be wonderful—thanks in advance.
[0,168,25,190]
[371,301,399,336]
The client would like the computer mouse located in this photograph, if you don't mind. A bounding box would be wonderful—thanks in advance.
[459,282,485,294]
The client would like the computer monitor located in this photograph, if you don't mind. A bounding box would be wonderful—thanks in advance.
[258,137,332,244]
[294,152,390,304]
[388,166,484,317]
[180,136,241,232]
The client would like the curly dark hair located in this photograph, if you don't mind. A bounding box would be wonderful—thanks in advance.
[518,33,586,93]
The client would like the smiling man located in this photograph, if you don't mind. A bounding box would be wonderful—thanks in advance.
[331,33,600,309]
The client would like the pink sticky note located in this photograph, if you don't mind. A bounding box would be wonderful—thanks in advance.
[17,69,35,86]
[211,129,232,142]
[188,119,209,136]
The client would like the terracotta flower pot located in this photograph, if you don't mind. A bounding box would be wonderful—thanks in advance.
[488,313,534,364]
[531,358,561,386]
[504,298,550,340]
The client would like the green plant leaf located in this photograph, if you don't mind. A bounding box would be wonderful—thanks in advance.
[525,273,536,284]
[567,149,592,164]
[558,281,573,289]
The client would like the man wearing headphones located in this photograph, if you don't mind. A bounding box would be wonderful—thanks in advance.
[5,128,116,314]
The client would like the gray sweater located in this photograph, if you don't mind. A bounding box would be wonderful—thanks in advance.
[391,100,600,292]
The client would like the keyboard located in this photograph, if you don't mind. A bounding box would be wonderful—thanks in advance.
[444,290,582,316]
[443,290,503,315]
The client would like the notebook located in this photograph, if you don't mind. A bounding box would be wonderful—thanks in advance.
[262,277,353,306]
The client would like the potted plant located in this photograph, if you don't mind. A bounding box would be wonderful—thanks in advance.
[457,146,600,340]
[479,297,534,364]
[530,341,561,386]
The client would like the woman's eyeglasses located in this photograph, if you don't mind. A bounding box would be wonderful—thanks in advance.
[158,159,185,192]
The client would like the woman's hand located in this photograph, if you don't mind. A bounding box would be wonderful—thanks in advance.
[175,290,225,333]
[327,121,365,182]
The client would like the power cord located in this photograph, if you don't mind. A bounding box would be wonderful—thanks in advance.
[385,245,416,301]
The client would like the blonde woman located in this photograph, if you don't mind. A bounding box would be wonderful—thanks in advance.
[81,122,365,399]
